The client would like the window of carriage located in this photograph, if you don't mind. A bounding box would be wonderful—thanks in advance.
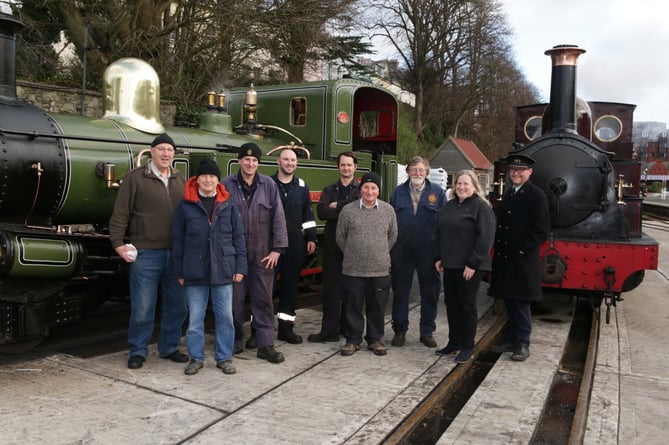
[594,115,623,142]
[524,116,543,140]
[359,110,394,138]
[290,98,307,126]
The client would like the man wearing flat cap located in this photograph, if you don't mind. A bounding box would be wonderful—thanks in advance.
[336,171,397,357]
[221,142,289,364]
[110,133,189,369]
[488,153,550,362]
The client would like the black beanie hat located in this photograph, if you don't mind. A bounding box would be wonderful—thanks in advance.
[238,142,262,161]
[151,133,176,149]
[359,172,381,191]
[196,158,221,179]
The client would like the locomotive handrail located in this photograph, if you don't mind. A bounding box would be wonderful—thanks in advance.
[0,127,239,153]
[255,124,305,146]
[266,143,311,160]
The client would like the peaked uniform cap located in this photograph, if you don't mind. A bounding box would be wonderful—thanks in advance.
[505,154,535,168]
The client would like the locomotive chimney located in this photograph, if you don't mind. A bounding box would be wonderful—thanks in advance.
[0,13,24,102]
[544,44,586,134]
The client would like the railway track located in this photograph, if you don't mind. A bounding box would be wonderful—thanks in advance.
[384,296,597,445]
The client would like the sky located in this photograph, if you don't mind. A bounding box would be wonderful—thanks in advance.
[501,0,669,122]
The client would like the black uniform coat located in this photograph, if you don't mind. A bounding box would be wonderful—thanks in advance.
[488,180,550,302]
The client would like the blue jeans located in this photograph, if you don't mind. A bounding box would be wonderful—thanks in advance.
[185,284,234,362]
[127,249,187,358]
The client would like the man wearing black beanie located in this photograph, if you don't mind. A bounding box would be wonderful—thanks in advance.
[222,143,289,364]
[172,158,246,376]
[196,158,221,179]
[151,133,176,149]
[336,170,397,357]
[110,132,189,369]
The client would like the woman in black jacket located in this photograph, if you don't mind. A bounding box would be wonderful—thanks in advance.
[434,170,495,363]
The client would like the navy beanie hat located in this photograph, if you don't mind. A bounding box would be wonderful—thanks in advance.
[238,142,262,161]
[359,172,381,191]
[151,133,176,149]
[196,158,221,179]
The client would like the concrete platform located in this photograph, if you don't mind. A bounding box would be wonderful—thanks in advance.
[585,224,669,445]
[2,289,497,444]
[2,223,667,444]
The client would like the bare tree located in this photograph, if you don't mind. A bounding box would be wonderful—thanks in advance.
[365,0,472,139]
[365,0,539,157]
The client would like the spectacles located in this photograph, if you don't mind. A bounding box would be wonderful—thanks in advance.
[509,167,528,174]
[408,168,427,174]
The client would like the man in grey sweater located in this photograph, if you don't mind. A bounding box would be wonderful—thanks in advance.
[336,172,397,356]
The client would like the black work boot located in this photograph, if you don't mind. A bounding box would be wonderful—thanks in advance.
[391,330,406,347]
[277,320,303,344]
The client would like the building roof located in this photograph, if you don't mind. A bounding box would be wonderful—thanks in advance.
[430,136,494,175]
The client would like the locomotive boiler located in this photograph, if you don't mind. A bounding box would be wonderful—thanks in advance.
[0,12,400,351]
[490,45,659,320]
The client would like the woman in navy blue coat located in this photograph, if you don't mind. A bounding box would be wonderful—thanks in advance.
[172,159,247,375]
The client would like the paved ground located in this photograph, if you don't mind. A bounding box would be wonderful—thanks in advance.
[585,224,669,444]
[1,225,667,444]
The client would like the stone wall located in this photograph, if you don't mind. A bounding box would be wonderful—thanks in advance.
[16,80,177,126]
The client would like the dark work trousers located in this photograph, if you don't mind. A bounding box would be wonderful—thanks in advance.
[232,261,276,349]
[503,298,532,346]
[276,235,305,326]
[442,269,485,349]
[391,253,441,336]
[320,243,345,335]
[341,275,391,346]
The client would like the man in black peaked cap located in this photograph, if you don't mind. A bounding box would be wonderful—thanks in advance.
[488,153,550,361]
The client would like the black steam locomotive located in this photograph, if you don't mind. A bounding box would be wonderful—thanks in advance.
[490,45,659,321]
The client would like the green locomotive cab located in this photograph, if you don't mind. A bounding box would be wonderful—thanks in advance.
[226,80,400,200]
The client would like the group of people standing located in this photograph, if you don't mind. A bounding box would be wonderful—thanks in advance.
[109,133,550,375]
[110,135,314,374]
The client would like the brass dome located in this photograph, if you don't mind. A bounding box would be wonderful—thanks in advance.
[103,57,165,134]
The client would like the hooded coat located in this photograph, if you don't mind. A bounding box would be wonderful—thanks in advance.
[171,177,247,286]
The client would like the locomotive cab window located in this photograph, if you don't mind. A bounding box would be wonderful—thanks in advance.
[290,97,307,126]
[359,110,394,139]
[524,116,543,140]
[594,115,622,142]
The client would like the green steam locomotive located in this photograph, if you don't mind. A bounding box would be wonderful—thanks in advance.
[0,13,399,351]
